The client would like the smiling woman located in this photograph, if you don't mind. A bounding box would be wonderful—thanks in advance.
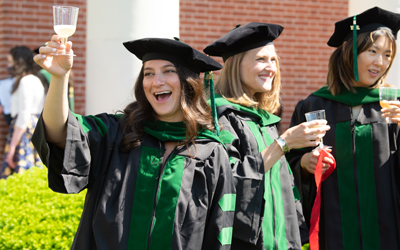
[142,60,183,122]
[287,6,400,250]
[203,22,332,250]
[239,44,277,96]
[32,36,235,250]
[354,34,393,87]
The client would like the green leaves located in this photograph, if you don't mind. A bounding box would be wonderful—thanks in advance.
[0,166,86,250]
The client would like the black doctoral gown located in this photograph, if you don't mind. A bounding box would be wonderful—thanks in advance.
[214,95,307,250]
[32,110,235,250]
[287,86,400,250]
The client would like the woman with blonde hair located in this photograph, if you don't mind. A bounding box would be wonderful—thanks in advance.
[204,22,331,250]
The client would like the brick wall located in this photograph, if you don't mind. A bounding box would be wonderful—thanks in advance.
[0,0,86,163]
[180,0,348,134]
[0,0,348,163]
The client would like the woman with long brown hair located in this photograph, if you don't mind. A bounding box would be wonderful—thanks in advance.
[287,7,400,250]
[32,36,235,249]
[1,46,46,178]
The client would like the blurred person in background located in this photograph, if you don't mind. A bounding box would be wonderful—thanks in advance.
[0,46,47,178]
[0,71,14,125]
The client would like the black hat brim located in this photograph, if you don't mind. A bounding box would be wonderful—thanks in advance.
[123,38,222,74]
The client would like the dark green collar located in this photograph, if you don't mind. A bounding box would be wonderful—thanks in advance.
[313,86,381,106]
[144,120,224,145]
[214,94,280,126]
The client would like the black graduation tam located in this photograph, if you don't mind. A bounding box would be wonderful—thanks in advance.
[123,37,222,74]
[328,6,400,47]
[203,22,284,61]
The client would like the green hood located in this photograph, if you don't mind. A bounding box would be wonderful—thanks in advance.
[144,120,224,146]
[312,86,382,106]
[214,94,281,126]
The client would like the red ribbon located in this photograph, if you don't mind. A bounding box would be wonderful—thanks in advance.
[309,149,336,250]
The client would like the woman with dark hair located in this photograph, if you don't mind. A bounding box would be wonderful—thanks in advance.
[287,7,400,250]
[32,36,235,249]
[0,46,46,178]
[203,22,331,250]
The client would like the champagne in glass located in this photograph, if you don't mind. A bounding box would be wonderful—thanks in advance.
[380,100,391,109]
[52,6,79,56]
[379,87,398,123]
[305,110,330,149]
[54,25,76,39]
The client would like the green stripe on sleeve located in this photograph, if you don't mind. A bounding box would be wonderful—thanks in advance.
[218,227,233,246]
[335,121,360,250]
[219,194,236,212]
[72,113,107,137]
[355,125,380,249]
[72,113,91,134]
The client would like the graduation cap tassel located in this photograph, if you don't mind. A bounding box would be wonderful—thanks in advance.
[204,71,220,136]
[352,15,359,82]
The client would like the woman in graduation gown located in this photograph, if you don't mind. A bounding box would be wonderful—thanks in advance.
[203,22,331,250]
[287,7,400,250]
[32,36,235,250]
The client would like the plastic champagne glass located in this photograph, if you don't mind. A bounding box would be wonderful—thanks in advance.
[52,6,79,56]
[305,110,330,149]
[379,87,398,123]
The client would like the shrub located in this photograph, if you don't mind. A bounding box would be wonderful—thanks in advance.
[0,166,86,250]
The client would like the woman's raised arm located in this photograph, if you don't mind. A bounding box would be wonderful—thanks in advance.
[33,35,74,148]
